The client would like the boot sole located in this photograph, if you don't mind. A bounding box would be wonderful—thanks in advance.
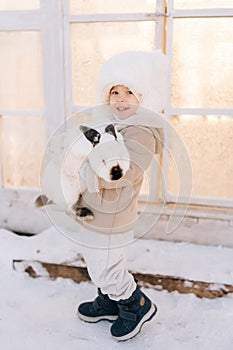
[111,303,157,341]
[76,310,118,323]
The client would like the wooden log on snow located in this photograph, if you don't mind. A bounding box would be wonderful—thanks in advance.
[12,259,233,300]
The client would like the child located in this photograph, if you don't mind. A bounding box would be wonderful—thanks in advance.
[76,50,169,341]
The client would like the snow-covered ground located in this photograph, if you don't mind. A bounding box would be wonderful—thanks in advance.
[1,226,233,350]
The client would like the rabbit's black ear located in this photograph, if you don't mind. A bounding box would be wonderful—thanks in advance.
[79,125,101,147]
[105,124,117,140]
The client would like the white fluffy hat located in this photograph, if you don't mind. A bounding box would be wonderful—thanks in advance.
[96,50,169,113]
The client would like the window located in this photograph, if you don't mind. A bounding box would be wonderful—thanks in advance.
[0,18,44,188]
[0,0,39,11]
[0,0,232,235]
[165,0,233,207]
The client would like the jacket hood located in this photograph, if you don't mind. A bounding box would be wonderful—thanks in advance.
[96,50,169,113]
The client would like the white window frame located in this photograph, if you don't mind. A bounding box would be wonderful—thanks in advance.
[163,1,233,209]
[0,0,66,232]
[62,0,168,204]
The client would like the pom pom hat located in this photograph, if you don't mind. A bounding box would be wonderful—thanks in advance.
[96,50,169,113]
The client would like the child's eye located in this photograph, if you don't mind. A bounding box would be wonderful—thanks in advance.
[127,90,133,95]
[111,90,118,95]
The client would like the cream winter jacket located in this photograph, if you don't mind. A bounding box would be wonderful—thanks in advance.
[79,108,164,234]
[78,50,168,234]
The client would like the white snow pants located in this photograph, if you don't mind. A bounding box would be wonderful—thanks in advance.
[80,227,137,301]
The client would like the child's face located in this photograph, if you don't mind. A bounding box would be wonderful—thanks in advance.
[109,85,140,120]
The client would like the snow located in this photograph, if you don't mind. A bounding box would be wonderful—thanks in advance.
[1,226,233,350]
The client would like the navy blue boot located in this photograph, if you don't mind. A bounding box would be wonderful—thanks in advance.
[77,288,119,323]
[110,286,157,341]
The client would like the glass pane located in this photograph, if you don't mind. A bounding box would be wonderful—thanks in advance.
[71,22,156,105]
[174,0,233,9]
[141,155,163,197]
[70,0,157,14]
[141,168,150,195]
[0,115,45,188]
[167,115,233,199]
[171,18,233,108]
[0,0,39,10]
[0,31,43,110]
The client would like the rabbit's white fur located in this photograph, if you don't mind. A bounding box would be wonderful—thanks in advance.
[37,123,130,219]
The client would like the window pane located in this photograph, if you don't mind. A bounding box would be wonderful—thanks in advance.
[171,18,233,108]
[174,0,233,9]
[71,22,156,105]
[0,116,45,188]
[141,168,150,195]
[70,0,157,14]
[140,158,162,200]
[167,115,233,199]
[0,0,39,10]
[0,31,43,109]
